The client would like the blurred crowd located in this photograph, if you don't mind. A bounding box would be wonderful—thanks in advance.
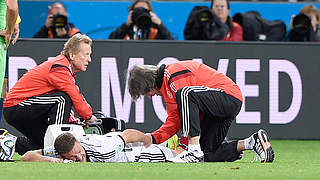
[32,0,320,42]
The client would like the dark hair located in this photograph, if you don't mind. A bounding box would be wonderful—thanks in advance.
[128,65,158,100]
[54,133,77,155]
[211,0,230,10]
[129,0,153,12]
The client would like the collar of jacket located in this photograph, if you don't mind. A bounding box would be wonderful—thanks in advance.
[63,54,76,77]
[156,64,166,90]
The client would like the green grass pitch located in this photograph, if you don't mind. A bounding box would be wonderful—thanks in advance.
[0,140,319,180]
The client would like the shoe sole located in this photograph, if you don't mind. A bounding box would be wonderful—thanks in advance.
[257,129,274,163]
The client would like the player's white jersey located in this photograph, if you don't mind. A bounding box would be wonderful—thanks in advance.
[43,132,173,162]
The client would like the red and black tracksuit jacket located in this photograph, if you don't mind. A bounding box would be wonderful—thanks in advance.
[151,60,243,144]
[3,54,92,120]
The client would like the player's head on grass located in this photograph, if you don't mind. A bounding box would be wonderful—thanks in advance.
[54,133,87,162]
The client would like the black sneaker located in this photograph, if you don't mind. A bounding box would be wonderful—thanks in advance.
[252,129,274,163]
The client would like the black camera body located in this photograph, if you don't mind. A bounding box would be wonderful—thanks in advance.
[289,14,316,42]
[132,7,152,30]
[52,14,68,29]
[82,111,126,135]
[198,9,214,24]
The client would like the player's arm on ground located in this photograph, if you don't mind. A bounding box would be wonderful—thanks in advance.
[21,149,63,162]
[120,129,151,147]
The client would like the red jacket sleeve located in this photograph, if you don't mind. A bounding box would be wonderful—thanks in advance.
[151,102,181,144]
[48,66,92,120]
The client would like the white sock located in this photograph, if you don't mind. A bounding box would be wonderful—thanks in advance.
[188,144,202,152]
[244,136,254,150]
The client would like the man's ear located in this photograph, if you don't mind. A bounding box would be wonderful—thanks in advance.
[68,52,74,61]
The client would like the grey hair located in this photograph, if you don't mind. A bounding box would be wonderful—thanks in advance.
[128,65,158,100]
[61,34,92,56]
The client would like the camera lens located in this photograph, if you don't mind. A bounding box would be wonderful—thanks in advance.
[132,7,152,30]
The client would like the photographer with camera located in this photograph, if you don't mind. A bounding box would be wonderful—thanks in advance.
[288,5,319,42]
[211,0,243,41]
[109,0,173,40]
[33,2,80,39]
[184,0,242,41]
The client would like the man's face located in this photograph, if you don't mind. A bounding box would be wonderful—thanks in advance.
[70,42,92,72]
[60,141,87,162]
[49,3,67,16]
[212,0,229,23]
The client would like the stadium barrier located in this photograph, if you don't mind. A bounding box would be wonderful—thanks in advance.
[3,39,320,139]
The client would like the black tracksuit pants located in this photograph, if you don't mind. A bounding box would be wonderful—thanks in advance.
[176,86,242,162]
[3,92,72,155]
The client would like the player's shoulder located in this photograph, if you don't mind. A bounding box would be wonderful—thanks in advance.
[78,133,120,142]
[78,132,123,146]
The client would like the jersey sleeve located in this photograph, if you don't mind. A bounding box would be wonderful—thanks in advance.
[42,145,60,158]
[151,102,181,144]
[101,134,125,155]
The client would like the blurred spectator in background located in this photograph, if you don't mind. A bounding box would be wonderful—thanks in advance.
[33,2,80,38]
[300,5,320,41]
[184,0,242,41]
[109,0,173,40]
[211,0,243,41]
[184,5,228,40]
[288,5,319,42]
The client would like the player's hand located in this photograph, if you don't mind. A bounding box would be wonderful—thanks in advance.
[143,133,153,148]
[0,29,13,49]
[12,24,20,45]
[50,157,64,163]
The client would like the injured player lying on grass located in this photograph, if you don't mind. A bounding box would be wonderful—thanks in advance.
[0,128,274,163]
[20,129,175,162]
